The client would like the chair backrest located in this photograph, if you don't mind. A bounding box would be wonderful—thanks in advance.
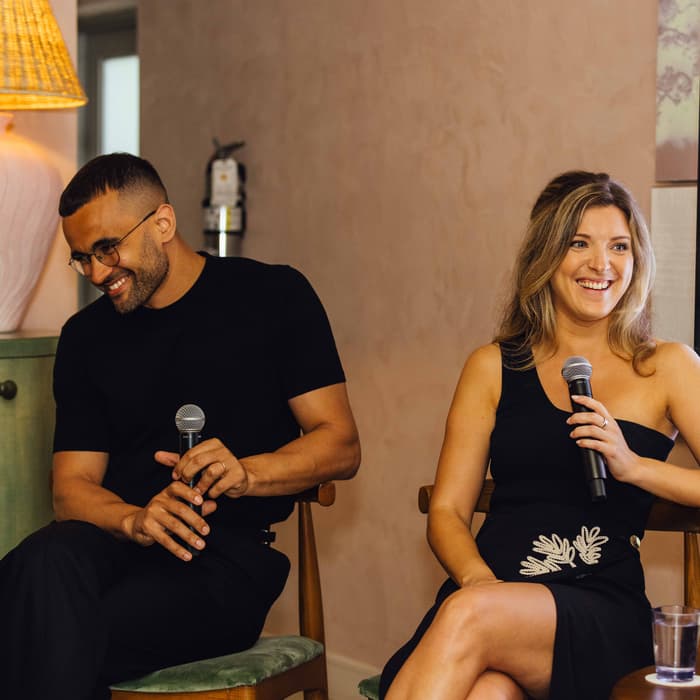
[417,479,700,607]
[296,481,335,644]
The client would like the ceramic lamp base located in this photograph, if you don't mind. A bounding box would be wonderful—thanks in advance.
[0,113,61,332]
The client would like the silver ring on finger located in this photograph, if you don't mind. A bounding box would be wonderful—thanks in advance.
[600,416,608,430]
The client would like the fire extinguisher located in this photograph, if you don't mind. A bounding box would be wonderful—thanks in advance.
[202,139,246,256]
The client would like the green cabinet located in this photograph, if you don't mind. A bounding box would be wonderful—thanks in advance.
[0,332,58,558]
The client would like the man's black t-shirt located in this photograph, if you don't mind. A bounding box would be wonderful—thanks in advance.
[53,254,345,555]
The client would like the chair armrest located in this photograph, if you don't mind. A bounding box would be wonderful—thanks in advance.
[297,482,336,507]
[297,482,335,644]
[418,479,494,515]
[418,485,432,514]
[647,499,700,533]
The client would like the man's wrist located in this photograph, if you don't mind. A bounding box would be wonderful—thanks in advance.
[237,457,256,495]
[118,507,140,541]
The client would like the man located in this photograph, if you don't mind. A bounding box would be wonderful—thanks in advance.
[0,153,360,700]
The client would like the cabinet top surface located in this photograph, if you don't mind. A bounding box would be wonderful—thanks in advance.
[0,332,59,358]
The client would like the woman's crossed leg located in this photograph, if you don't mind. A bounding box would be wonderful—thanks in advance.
[385,581,556,700]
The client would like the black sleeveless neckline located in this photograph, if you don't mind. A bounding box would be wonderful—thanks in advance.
[530,361,676,446]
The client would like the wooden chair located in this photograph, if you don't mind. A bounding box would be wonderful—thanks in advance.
[358,479,700,700]
[111,482,335,700]
[357,480,498,700]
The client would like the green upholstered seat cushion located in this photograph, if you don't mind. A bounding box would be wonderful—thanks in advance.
[358,673,380,699]
[109,635,324,693]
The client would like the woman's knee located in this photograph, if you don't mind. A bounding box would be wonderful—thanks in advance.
[437,585,494,629]
[468,671,526,700]
[429,586,495,654]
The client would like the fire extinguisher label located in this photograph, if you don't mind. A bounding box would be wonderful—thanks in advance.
[211,158,239,206]
[203,205,242,233]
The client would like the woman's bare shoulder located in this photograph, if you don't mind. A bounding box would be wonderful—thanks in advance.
[452,343,502,407]
[646,340,700,383]
[652,339,698,367]
[462,342,502,376]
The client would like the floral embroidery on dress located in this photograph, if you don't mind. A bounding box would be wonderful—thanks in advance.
[573,526,609,565]
[519,526,609,577]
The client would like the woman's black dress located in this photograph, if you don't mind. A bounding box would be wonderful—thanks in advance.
[379,351,675,699]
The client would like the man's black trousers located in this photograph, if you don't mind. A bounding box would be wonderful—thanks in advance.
[0,520,289,700]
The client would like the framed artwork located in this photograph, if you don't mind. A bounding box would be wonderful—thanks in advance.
[656,0,699,182]
[651,186,696,346]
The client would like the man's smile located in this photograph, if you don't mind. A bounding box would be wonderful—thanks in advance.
[104,272,129,296]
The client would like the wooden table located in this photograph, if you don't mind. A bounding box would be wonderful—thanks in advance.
[611,667,700,699]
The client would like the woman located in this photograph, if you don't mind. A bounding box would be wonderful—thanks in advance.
[380,171,700,699]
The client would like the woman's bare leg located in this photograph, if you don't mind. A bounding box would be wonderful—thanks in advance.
[385,582,556,700]
[466,671,527,700]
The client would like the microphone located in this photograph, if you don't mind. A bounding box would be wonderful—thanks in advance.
[561,356,607,502]
[175,403,205,553]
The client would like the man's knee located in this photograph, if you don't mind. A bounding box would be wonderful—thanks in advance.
[2,520,120,588]
[15,519,105,556]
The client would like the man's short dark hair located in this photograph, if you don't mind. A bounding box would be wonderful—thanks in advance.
[59,153,169,217]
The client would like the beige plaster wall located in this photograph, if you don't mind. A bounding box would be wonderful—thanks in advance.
[138,0,684,668]
[16,0,78,332]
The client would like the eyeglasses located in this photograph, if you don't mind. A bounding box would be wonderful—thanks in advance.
[68,208,158,276]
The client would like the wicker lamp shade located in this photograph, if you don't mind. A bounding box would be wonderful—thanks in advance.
[0,0,87,110]
[0,0,87,330]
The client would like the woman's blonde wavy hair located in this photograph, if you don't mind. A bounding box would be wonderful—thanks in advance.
[494,171,656,373]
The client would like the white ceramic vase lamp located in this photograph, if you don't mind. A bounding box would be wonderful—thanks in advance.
[0,0,87,332]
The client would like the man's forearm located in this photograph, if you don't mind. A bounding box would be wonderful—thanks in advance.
[53,476,140,540]
[241,422,360,497]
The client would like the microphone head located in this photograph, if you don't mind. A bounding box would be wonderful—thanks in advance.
[175,404,206,433]
[561,356,592,383]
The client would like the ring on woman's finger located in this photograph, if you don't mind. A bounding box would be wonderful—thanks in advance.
[600,416,608,430]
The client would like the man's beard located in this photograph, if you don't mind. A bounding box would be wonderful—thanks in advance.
[110,237,169,314]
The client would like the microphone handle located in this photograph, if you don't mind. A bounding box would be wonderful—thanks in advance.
[179,431,202,555]
[568,378,608,502]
